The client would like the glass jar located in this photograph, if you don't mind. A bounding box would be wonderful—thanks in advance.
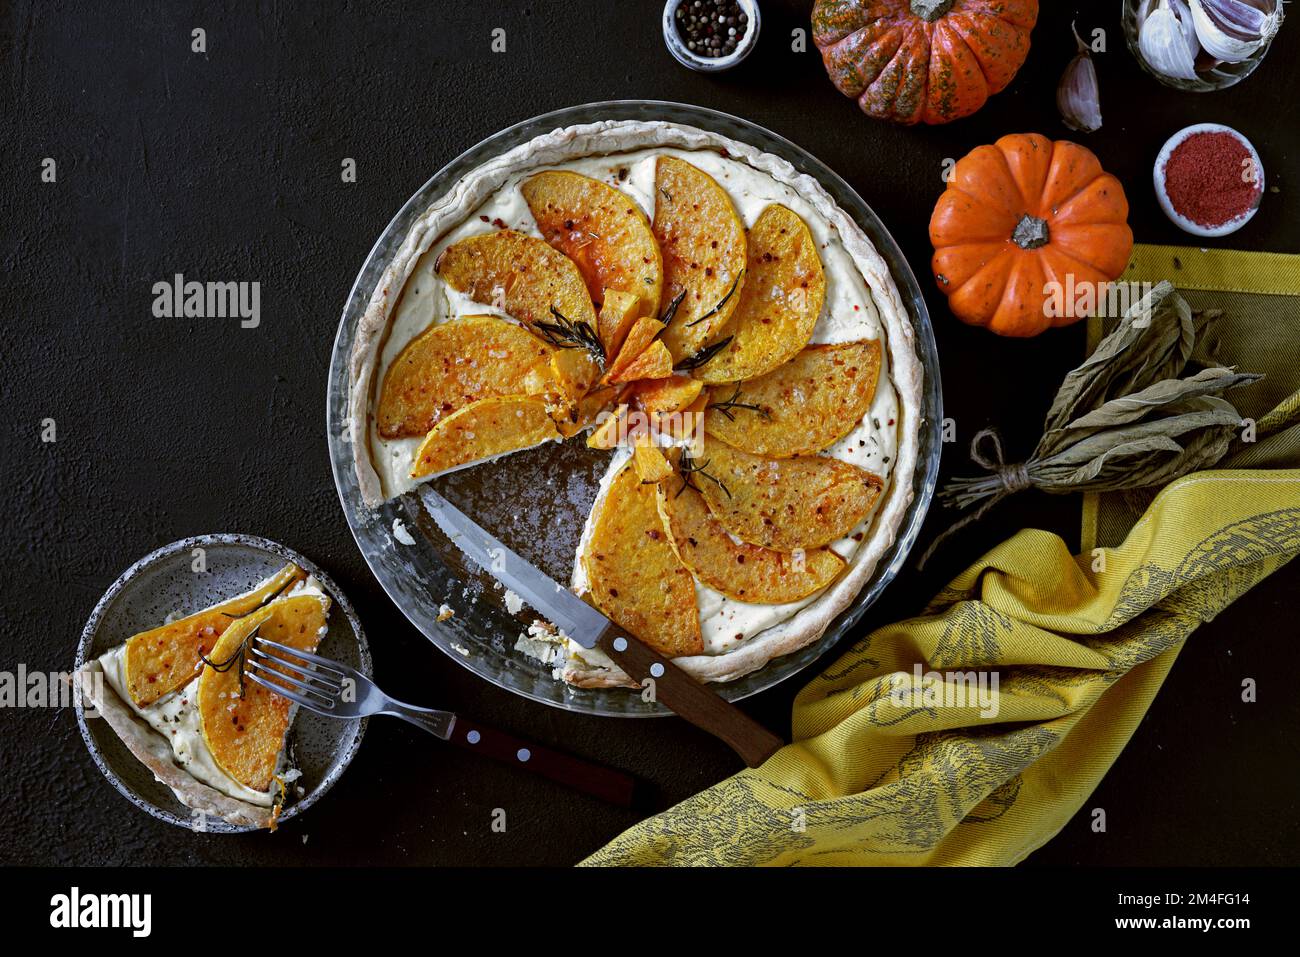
[1123,0,1279,92]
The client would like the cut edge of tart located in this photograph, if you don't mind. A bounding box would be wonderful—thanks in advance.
[78,566,331,829]
[347,119,924,690]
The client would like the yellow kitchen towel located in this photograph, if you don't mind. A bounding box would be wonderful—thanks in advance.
[584,469,1300,866]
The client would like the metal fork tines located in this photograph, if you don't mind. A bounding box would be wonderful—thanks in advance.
[246,638,349,714]
[246,635,454,736]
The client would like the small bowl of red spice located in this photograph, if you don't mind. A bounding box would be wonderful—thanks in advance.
[1155,124,1265,238]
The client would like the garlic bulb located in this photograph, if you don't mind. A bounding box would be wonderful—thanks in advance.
[1058,22,1102,132]
[1189,0,1284,62]
[1139,0,1201,80]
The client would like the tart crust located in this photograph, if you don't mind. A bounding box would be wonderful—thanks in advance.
[347,120,924,687]
[78,660,277,829]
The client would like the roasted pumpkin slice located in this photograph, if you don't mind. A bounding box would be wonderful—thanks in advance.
[597,289,642,361]
[662,393,710,452]
[631,436,673,484]
[434,229,598,332]
[198,589,330,793]
[410,396,561,479]
[586,404,628,450]
[633,374,703,418]
[656,481,846,603]
[697,204,826,384]
[549,346,602,401]
[122,563,305,707]
[603,316,664,383]
[653,157,747,363]
[608,339,673,384]
[376,316,554,438]
[555,383,621,438]
[521,171,662,327]
[583,463,703,657]
[528,358,609,431]
[696,438,883,550]
[704,340,881,457]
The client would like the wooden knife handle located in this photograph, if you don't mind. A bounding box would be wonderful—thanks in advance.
[595,628,785,768]
[447,714,639,807]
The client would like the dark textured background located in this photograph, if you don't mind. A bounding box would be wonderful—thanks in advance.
[3,0,1296,866]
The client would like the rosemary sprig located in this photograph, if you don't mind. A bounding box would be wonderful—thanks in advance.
[686,269,744,327]
[658,289,686,326]
[674,336,733,372]
[220,577,295,619]
[199,624,262,698]
[535,306,605,365]
[707,385,770,422]
[678,448,731,499]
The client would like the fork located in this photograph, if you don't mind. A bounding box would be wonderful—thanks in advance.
[245,637,639,807]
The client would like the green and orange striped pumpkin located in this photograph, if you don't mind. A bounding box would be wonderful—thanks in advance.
[812,0,1039,125]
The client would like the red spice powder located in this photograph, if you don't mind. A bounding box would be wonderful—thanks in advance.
[1163,131,1262,228]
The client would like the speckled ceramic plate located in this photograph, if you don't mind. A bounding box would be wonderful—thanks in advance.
[73,534,371,833]
[327,101,942,718]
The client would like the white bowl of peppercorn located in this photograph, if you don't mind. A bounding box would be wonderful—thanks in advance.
[663,0,760,72]
[1154,123,1265,239]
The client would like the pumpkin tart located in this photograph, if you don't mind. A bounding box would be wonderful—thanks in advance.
[348,120,923,688]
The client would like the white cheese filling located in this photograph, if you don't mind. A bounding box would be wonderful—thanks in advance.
[98,577,328,807]
[370,146,900,665]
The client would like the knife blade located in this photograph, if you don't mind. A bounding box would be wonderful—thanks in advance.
[415,483,785,768]
[417,485,608,649]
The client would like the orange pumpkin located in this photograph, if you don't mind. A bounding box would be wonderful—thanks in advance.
[812,0,1039,125]
[929,134,1134,337]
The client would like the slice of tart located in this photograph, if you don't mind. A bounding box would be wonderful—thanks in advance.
[79,564,330,829]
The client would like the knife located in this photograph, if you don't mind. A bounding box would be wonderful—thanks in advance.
[418,485,784,768]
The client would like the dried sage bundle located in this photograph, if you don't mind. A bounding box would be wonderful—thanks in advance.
[921,281,1260,565]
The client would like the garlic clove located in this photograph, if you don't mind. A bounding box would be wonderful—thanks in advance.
[1058,22,1102,133]
[1171,0,1201,51]
[1213,0,1275,35]
[1188,0,1283,63]
[1140,0,1201,80]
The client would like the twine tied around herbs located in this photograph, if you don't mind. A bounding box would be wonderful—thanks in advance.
[959,428,1033,499]
[917,428,1034,569]
[915,281,1262,571]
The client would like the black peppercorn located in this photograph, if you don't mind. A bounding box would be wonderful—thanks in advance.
[675,0,748,58]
